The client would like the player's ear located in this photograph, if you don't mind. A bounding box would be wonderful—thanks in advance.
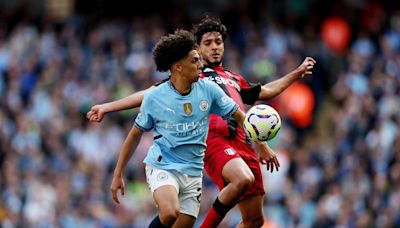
[196,46,203,55]
[172,62,182,72]
[197,49,203,59]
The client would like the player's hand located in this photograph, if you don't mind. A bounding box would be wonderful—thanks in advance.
[298,57,316,78]
[86,104,106,122]
[255,142,280,172]
[110,175,125,204]
[227,117,238,137]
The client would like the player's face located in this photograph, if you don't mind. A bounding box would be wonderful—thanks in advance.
[198,32,224,66]
[181,50,203,82]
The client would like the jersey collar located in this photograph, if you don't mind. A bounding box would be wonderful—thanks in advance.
[203,65,224,72]
[167,79,193,96]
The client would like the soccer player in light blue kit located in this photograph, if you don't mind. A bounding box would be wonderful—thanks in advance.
[110,29,246,228]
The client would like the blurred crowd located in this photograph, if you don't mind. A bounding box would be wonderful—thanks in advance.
[1,0,400,227]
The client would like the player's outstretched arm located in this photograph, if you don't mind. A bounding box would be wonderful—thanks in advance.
[254,141,280,172]
[258,57,316,100]
[87,86,154,122]
[110,126,143,204]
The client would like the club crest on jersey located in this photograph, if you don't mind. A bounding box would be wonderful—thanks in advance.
[183,103,192,115]
[224,148,236,155]
[200,100,209,111]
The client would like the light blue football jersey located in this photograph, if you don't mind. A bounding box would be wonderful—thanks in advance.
[134,79,239,176]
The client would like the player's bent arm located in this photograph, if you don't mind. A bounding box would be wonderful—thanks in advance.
[254,141,280,172]
[258,57,316,100]
[258,69,302,100]
[232,107,280,172]
[232,108,246,130]
[111,126,143,204]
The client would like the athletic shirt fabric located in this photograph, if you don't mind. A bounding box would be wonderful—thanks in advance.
[200,65,261,144]
[135,79,239,176]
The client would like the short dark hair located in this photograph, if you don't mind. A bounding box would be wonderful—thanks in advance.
[152,29,197,72]
[191,16,228,45]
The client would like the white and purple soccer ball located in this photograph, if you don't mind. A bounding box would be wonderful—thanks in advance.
[244,104,281,142]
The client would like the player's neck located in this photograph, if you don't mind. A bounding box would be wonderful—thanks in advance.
[202,59,223,68]
[170,77,192,95]
[204,64,224,69]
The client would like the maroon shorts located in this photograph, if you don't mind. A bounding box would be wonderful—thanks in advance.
[204,136,265,200]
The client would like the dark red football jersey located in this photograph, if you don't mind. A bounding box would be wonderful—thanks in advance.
[200,65,261,144]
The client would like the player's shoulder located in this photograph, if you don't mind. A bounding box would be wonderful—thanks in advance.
[155,77,170,87]
[198,78,212,85]
[225,69,245,80]
[197,78,219,89]
[145,81,168,98]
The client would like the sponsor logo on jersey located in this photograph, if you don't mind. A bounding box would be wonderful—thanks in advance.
[204,76,240,91]
[164,117,208,132]
[200,100,209,111]
[183,103,192,115]
[164,117,209,137]
[224,148,236,155]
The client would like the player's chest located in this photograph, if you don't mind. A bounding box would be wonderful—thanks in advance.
[154,97,211,122]
[202,74,241,92]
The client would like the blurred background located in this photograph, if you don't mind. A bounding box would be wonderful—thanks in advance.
[0,0,399,227]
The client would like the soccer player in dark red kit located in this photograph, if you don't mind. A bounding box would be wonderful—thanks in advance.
[191,17,315,228]
[87,17,316,227]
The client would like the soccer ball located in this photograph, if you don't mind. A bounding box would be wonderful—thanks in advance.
[244,104,281,142]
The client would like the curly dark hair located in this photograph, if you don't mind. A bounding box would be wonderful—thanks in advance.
[152,29,197,72]
[191,16,228,45]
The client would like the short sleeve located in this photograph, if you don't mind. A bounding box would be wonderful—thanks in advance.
[240,82,261,105]
[235,73,261,105]
[208,82,239,119]
[134,94,154,131]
